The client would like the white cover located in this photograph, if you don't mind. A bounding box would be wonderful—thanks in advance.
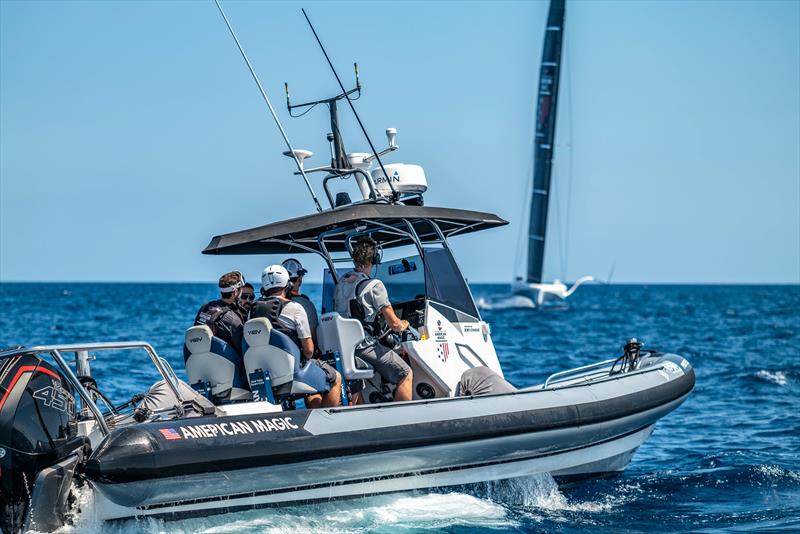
[370,163,428,196]
[243,318,295,386]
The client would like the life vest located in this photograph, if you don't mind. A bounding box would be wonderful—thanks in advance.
[250,297,300,347]
[195,301,234,338]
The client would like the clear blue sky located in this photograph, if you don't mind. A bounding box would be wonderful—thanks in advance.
[1,0,798,283]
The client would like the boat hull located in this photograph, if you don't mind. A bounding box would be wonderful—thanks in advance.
[85,354,694,521]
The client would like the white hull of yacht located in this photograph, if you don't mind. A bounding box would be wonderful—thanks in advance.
[511,276,594,306]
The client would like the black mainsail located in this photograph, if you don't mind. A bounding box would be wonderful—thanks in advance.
[526,0,566,284]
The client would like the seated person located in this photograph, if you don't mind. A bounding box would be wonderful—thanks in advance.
[238,282,256,316]
[251,264,342,408]
[333,236,414,402]
[194,271,247,355]
[282,258,319,345]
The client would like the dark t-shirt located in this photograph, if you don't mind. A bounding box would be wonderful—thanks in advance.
[194,299,244,355]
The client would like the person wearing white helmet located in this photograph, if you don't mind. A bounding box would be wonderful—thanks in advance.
[281,258,319,345]
[250,264,342,408]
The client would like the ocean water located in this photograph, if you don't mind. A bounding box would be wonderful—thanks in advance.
[1,283,798,533]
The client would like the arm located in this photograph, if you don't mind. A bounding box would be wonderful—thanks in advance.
[300,337,314,359]
[370,280,409,333]
[292,302,315,359]
[381,305,409,333]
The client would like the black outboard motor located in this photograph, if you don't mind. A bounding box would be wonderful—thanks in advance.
[0,352,85,533]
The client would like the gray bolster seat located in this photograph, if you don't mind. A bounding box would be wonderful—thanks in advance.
[183,325,251,404]
[242,318,330,397]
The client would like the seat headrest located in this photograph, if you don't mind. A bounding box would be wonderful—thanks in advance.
[243,317,273,347]
[185,325,213,354]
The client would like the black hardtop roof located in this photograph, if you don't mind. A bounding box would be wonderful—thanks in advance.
[202,204,508,255]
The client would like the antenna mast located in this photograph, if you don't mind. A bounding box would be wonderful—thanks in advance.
[213,0,323,212]
[300,8,397,200]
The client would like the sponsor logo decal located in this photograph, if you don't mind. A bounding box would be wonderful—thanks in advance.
[376,171,401,184]
[248,329,262,336]
[157,417,302,441]
[189,337,202,343]
[159,428,182,441]
[662,361,683,376]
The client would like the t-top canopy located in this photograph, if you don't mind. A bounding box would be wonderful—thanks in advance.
[202,204,508,255]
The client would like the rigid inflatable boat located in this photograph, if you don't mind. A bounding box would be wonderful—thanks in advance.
[0,177,696,532]
[0,5,695,531]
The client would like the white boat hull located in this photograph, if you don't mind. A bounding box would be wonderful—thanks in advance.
[92,423,655,521]
[78,352,693,524]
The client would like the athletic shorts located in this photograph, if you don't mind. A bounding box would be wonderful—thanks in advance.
[357,343,411,385]
[310,358,338,385]
[294,362,331,393]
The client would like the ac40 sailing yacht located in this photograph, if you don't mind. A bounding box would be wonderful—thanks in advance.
[510,0,594,307]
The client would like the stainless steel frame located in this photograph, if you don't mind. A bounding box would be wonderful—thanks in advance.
[1,342,183,436]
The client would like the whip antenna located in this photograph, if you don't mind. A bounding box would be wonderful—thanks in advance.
[214,0,323,212]
[300,8,397,200]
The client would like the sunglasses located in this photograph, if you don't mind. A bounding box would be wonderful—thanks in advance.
[240,294,255,301]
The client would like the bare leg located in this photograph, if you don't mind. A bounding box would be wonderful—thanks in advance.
[322,371,343,407]
[351,391,363,405]
[305,393,322,409]
[393,370,414,402]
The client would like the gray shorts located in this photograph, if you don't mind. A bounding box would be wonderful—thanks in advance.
[357,343,411,385]
[310,358,338,385]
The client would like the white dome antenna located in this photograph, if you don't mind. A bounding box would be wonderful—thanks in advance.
[283,149,313,170]
[386,128,397,148]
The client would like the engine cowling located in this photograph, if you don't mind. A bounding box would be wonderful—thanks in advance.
[0,351,83,533]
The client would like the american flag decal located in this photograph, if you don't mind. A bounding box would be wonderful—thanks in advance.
[437,342,449,362]
[159,428,182,440]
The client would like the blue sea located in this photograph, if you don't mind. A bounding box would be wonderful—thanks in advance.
[1,283,798,533]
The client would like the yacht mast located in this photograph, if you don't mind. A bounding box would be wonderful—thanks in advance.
[526,0,566,283]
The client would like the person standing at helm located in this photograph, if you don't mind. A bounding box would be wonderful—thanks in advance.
[193,271,246,356]
[251,265,342,408]
[333,236,414,402]
[281,258,319,345]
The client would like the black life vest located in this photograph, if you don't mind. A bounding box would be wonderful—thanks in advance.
[250,297,300,347]
[195,301,233,337]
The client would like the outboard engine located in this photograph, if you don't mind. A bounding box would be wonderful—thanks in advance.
[0,352,85,533]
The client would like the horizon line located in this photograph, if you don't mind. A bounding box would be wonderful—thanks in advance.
[1,280,799,286]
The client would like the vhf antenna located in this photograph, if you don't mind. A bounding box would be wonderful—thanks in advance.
[300,8,398,201]
[213,0,323,212]
[285,63,361,171]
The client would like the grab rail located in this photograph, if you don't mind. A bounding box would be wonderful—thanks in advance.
[543,358,617,389]
[2,342,182,436]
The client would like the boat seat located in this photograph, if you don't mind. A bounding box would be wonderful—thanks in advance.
[183,325,251,404]
[317,312,374,381]
[242,318,327,397]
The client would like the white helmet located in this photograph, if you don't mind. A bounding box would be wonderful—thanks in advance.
[261,264,291,292]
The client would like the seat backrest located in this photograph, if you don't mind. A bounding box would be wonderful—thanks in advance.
[317,312,373,380]
[184,325,250,403]
[242,318,299,386]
